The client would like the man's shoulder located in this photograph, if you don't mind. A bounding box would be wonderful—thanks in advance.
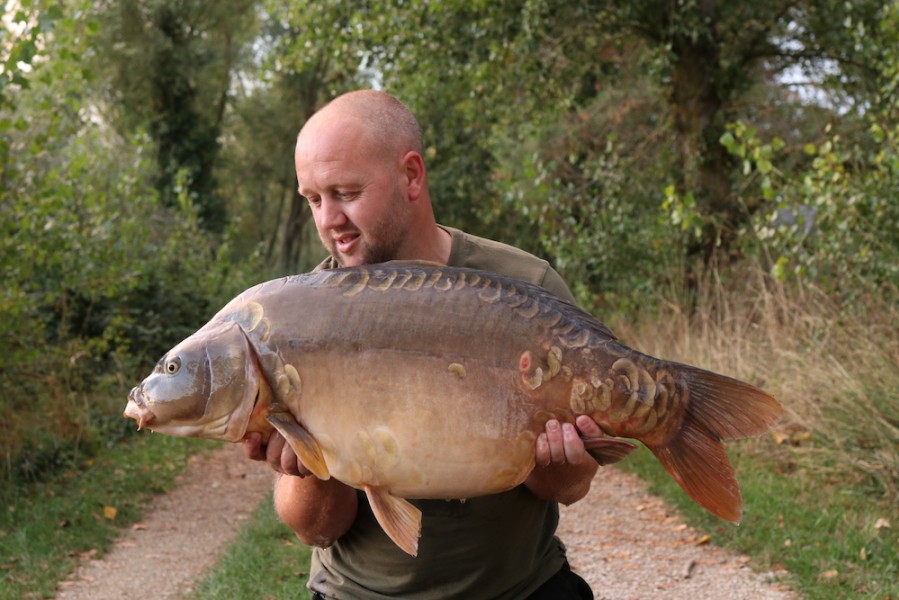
[444,226,574,302]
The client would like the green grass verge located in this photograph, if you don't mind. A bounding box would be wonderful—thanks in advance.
[0,434,217,600]
[190,493,312,599]
[618,441,899,599]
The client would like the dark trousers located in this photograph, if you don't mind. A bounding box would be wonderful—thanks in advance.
[526,561,594,600]
[310,561,593,599]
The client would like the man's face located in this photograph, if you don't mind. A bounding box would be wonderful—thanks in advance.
[295,119,411,267]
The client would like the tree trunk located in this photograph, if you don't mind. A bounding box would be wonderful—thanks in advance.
[669,5,739,267]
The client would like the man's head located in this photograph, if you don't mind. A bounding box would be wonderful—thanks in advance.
[295,90,433,267]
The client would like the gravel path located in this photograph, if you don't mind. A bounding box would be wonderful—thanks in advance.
[55,444,797,599]
[55,444,272,600]
[558,468,795,599]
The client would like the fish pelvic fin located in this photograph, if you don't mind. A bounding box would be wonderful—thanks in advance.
[363,485,422,557]
[645,367,784,523]
[581,436,638,466]
[265,411,330,480]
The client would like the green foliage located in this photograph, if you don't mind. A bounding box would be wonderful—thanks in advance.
[91,0,260,233]
[0,1,263,482]
[724,85,898,300]
[487,84,684,312]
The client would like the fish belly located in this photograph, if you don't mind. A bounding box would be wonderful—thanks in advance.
[291,352,542,499]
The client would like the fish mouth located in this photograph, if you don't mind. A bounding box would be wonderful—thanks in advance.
[124,386,157,431]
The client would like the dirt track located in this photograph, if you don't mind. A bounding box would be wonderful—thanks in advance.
[55,443,796,599]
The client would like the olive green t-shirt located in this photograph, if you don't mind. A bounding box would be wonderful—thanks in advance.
[309,227,576,599]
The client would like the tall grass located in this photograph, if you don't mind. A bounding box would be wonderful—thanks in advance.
[609,263,898,597]
[614,264,898,503]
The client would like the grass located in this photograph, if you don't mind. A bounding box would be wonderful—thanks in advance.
[190,493,313,600]
[610,265,899,599]
[0,431,217,600]
[620,444,898,598]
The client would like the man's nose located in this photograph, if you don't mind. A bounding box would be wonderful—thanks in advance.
[318,197,348,229]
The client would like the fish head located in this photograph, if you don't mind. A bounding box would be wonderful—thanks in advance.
[123,320,263,442]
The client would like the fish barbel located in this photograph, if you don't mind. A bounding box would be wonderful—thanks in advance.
[124,262,783,556]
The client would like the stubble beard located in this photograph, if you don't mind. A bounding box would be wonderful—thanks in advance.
[328,186,410,267]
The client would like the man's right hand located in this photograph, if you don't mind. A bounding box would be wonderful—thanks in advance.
[242,431,312,477]
[244,430,359,546]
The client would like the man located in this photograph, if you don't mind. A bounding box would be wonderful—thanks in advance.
[242,89,602,599]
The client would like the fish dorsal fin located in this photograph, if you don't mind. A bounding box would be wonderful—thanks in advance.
[581,436,639,466]
[363,485,422,557]
[265,411,330,480]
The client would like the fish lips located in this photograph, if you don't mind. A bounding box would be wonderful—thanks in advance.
[123,386,156,430]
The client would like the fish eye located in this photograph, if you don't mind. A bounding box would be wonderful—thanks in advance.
[164,356,181,375]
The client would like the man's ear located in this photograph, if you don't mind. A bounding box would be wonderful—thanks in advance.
[400,151,426,201]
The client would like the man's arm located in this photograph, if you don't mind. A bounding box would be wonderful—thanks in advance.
[524,415,601,505]
[243,432,358,547]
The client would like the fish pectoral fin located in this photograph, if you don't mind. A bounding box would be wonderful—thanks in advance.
[265,412,330,480]
[581,436,638,466]
[363,485,421,557]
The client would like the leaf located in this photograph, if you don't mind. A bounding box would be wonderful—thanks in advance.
[103,505,118,520]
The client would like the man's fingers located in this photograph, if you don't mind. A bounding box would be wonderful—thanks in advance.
[536,417,607,468]
[535,432,551,467]
[574,414,604,438]
[282,441,312,477]
[241,431,265,461]
[546,420,567,464]
[562,421,587,464]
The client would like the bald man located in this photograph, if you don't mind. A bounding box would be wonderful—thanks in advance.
[242,90,600,599]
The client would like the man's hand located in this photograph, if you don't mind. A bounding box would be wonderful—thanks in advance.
[526,415,602,504]
[243,431,358,546]
[534,415,605,467]
[241,431,311,477]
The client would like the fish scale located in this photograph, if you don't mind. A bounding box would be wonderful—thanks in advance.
[124,261,783,557]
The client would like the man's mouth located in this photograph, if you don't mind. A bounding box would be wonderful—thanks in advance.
[333,232,360,255]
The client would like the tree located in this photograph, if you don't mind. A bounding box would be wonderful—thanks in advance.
[92,0,258,233]
[345,0,891,303]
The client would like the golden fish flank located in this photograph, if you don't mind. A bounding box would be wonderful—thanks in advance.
[123,261,784,558]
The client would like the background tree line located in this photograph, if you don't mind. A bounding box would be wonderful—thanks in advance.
[1,0,896,488]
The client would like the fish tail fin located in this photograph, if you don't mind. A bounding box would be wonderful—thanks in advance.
[645,419,743,522]
[646,367,784,523]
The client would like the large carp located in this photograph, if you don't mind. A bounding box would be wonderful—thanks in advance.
[124,262,782,556]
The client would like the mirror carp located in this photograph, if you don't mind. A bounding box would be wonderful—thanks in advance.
[124,262,783,556]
